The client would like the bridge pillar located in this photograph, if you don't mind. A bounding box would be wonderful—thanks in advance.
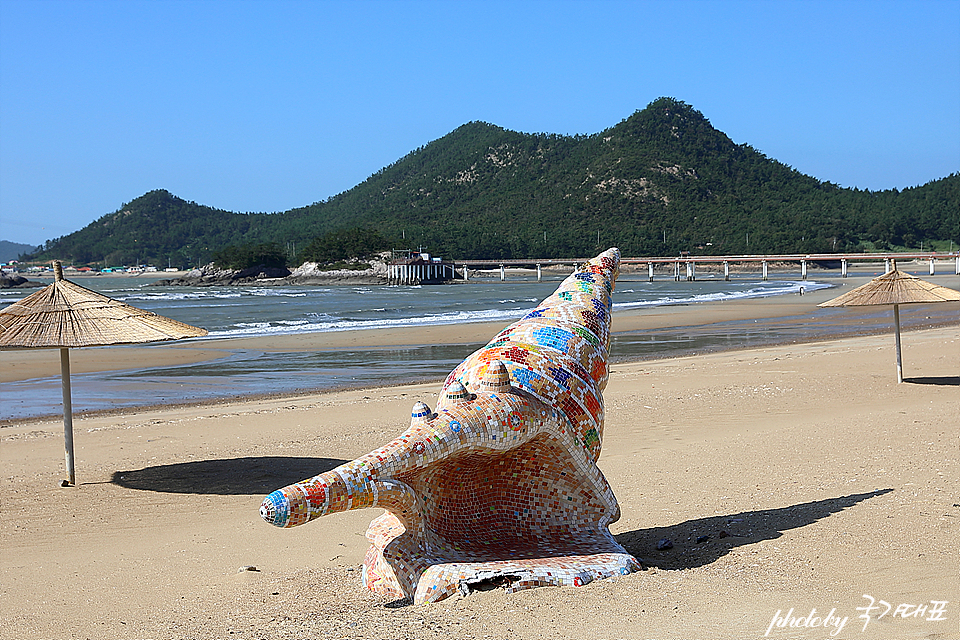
[929,258,935,275]
[723,261,730,281]
[674,261,681,281]
[762,260,768,281]
[801,260,807,280]
[537,263,542,282]
[500,264,505,281]
[648,262,654,282]
[841,259,848,278]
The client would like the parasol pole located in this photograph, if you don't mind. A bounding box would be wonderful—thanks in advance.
[893,303,903,384]
[51,262,76,485]
[60,347,76,485]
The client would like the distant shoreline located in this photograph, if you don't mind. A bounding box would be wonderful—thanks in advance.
[20,269,191,279]
[8,255,957,286]
[4,272,958,424]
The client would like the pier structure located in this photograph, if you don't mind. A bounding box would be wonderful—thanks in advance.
[387,251,464,285]
[390,252,960,285]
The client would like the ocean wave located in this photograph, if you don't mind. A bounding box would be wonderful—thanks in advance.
[613,280,832,310]
[2,275,837,344]
[206,306,528,339]
[121,290,243,301]
[200,281,833,339]
[121,287,322,302]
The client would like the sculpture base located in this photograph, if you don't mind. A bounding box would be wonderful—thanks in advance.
[361,513,643,604]
[413,552,643,603]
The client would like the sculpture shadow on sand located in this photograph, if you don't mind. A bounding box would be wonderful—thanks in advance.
[615,489,893,570]
[111,456,349,495]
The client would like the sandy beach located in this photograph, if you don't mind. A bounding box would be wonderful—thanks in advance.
[1,282,958,639]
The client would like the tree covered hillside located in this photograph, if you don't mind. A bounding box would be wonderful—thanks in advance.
[28,98,959,266]
[32,191,270,267]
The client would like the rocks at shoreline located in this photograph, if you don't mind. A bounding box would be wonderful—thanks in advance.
[151,264,291,286]
[0,272,44,289]
[151,260,390,287]
[285,260,389,285]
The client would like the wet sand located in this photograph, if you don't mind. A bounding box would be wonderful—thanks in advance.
[0,272,926,384]
[3,271,958,422]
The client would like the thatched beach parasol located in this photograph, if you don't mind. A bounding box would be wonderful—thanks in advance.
[0,261,207,485]
[819,265,960,383]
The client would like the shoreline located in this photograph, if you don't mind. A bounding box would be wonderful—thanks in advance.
[9,315,957,427]
[5,311,959,427]
[3,272,959,425]
[1,273,864,376]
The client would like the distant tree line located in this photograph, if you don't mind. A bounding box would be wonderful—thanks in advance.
[297,228,395,264]
[211,242,287,270]
[209,229,396,269]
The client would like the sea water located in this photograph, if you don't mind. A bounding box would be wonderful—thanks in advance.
[1,268,950,421]
[0,272,826,339]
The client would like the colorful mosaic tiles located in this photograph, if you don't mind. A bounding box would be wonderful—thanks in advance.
[260,248,641,603]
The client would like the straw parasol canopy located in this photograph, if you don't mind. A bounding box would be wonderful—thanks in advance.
[0,261,207,485]
[819,265,960,383]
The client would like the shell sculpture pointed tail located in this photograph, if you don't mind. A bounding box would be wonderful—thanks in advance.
[260,248,640,603]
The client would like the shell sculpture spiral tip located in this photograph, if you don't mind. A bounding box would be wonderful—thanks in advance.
[261,248,640,603]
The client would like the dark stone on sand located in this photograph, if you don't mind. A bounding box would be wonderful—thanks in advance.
[656,538,673,550]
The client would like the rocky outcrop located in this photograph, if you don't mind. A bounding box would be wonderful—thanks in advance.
[151,259,390,286]
[152,264,292,287]
[285,260,388,285]
[0,272,44,289]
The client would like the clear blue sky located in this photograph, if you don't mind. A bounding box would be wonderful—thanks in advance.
[1,0,958,247]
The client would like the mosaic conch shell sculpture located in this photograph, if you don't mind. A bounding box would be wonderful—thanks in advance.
[260,248,641,603]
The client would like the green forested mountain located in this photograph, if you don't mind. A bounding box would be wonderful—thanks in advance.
[28,98,960,266]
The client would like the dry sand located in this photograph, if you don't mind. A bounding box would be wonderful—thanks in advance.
[1,285,958,639]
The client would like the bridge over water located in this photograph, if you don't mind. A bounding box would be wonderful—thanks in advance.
[387,252,960,284]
